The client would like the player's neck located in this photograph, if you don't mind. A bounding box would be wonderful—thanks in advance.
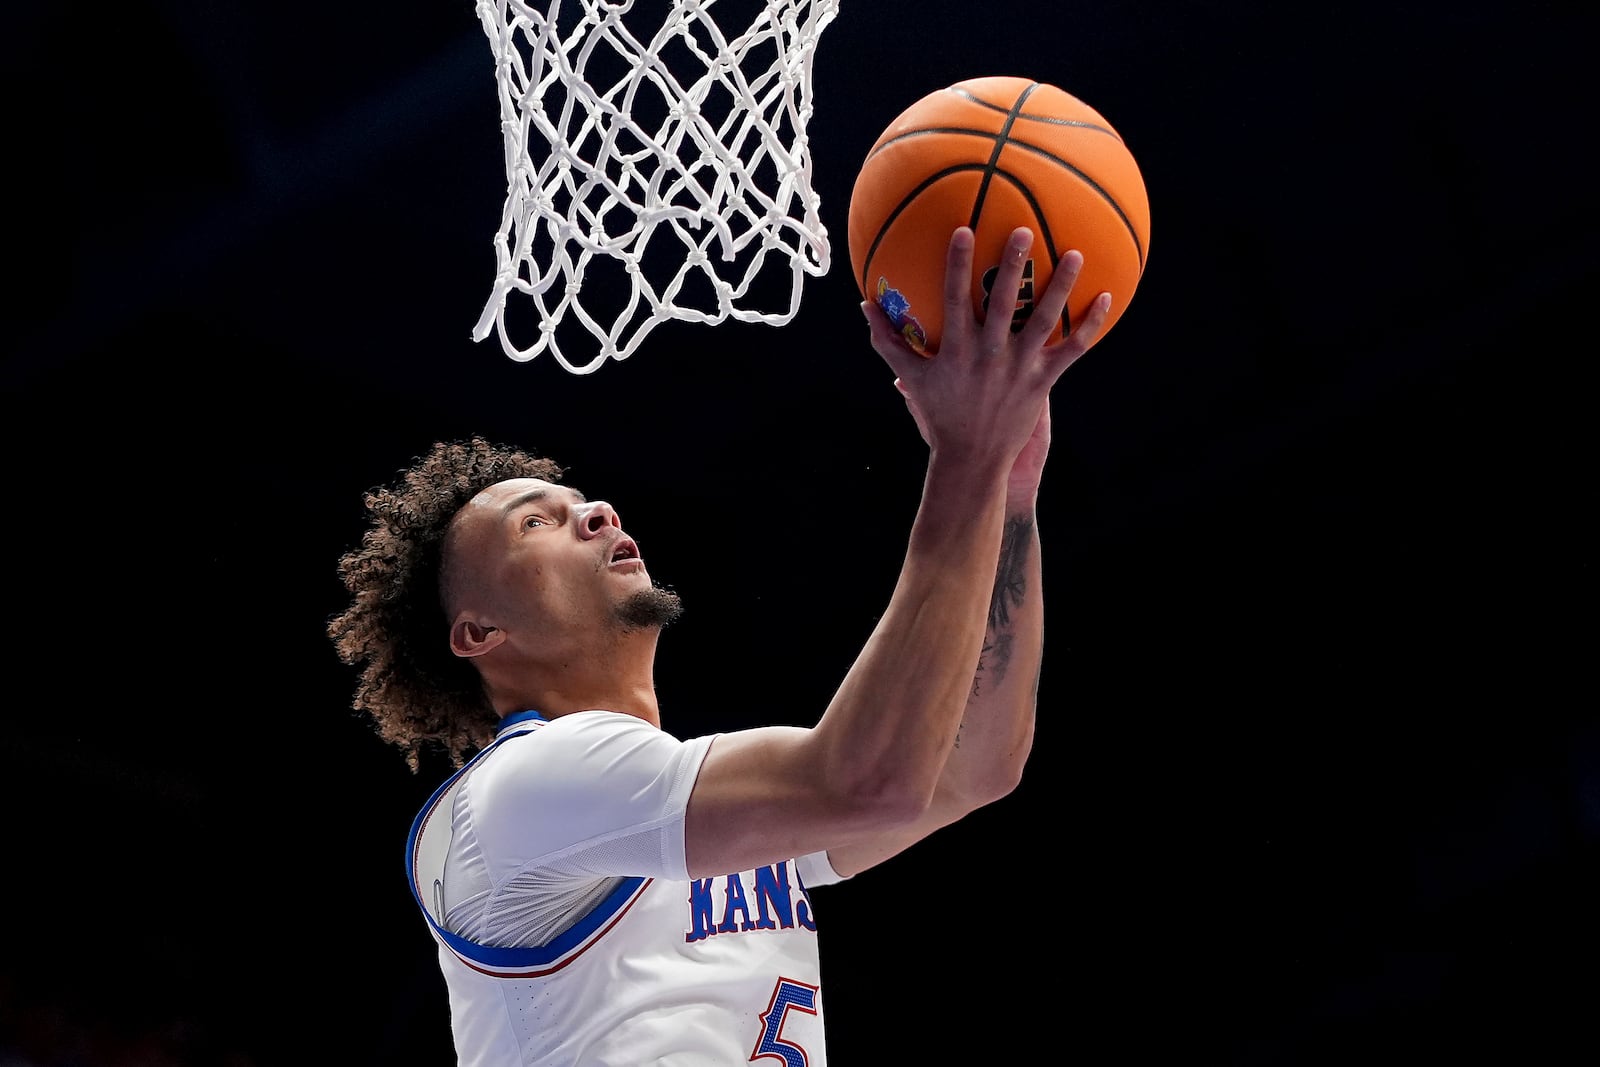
[493,644,662,727]
[522,681,660,724]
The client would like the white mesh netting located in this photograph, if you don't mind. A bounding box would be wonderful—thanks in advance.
[471,0,840,373]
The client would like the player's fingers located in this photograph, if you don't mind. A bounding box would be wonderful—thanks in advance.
[861,299,925,380]
[1045,291,1113,378]
[981,227,1035,350]
[1066,291,1114,353]
[1019,249,1083,351]
[942,226,977,323]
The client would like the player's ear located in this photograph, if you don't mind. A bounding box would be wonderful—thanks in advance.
[450,616,505,658]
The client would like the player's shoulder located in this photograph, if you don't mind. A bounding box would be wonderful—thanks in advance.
[544,708,655,732]
[487,708,649,748]
[473,710,684,797]
[527,708,674,750]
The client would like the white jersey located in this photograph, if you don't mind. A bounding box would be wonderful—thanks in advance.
[407,709,845,1066]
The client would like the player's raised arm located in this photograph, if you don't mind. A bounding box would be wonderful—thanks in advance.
[816,238,1110,877]
[683,226,1106,878]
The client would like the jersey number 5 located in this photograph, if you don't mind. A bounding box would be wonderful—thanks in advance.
[750,977,820,1066]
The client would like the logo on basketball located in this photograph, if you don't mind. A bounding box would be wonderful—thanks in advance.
[875,277,928,350]
[981,258,1042,333]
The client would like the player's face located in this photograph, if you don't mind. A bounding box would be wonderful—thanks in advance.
[452,478,678,645]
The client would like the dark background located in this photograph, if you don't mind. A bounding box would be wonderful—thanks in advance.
[3,2,1596,1065]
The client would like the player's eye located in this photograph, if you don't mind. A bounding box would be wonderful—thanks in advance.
[523,515,548,529]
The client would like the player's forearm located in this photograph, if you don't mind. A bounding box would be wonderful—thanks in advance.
[813,451,1012,819]
[814,510,1042,879]
[937,501,1044,807]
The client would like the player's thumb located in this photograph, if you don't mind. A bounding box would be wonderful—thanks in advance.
[861,300,923,378]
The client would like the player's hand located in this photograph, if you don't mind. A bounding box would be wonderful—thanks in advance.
[865,225,1110,470]
[891,383,1054,500]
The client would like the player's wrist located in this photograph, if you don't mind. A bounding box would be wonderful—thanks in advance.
[924,445,1015,487]
[1004,481,1042,509]
[1004,462,1045,501]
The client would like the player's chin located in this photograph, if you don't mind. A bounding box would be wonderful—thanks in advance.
[617,586,684,629]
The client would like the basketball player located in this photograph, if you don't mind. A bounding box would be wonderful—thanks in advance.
[328,225,1112,1065]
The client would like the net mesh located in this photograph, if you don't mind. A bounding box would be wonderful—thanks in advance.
[471,0,840,374]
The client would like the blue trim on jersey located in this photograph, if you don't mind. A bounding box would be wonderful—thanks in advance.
[405,724,530,927]
[434,876,648,969]
[405,709,648,970]
[497,708,547,733]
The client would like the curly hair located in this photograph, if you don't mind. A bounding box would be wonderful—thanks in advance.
[328,436,565,772]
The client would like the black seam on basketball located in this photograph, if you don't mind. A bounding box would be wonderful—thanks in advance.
[865,128,1004,163]
[875,135,1148,269]
[971,83,1038,231]
[999,141,1147,269]
[948,86,1123,140]
[860,165,995,292]
[1008,114,1120,139]
[948,87,1012,111]
[989,170,1060,273]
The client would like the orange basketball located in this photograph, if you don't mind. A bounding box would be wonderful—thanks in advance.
[847,76,1151,355]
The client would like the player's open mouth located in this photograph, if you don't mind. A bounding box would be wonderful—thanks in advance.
[609,539,642,569]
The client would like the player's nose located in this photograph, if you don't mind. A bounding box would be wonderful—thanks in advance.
[574,500,623,538]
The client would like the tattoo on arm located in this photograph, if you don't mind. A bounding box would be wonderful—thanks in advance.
[970,516,1033,699]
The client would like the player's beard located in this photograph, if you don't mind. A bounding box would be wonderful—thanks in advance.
[616,586,683,631]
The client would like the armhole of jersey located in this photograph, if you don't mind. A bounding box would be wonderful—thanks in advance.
[405,718,651,977]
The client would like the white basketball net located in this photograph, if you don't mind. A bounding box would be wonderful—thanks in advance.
[471,0,840,374]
